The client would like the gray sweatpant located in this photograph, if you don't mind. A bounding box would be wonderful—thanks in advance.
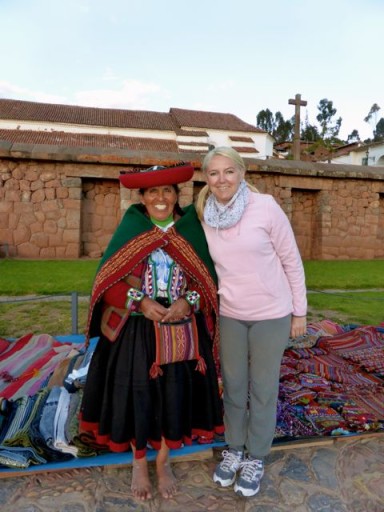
[219,314,291,458]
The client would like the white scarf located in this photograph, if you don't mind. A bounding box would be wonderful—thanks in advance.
[203,180,249,229]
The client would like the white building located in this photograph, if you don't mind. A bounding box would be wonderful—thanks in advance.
[328,140,384,167]
[0,99,274,160]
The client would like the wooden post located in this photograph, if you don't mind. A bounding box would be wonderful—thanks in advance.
[71,291,78,335]
[288,93,307,160]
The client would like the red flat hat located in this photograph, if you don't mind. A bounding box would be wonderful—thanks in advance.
[119,162,194,189]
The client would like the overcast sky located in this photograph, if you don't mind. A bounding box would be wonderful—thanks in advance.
[1,0,382,140]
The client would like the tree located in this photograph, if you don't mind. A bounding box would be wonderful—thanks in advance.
[301,123,320,142]
[374,118,384,141]
[256,110,293,143]
[274,112,294,143]
[364,103,380,122]
[256,109,275,134]
[364,103,381,138]
[347,129,360,143]
[316,99,342,139]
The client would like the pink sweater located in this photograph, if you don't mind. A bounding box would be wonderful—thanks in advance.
[202,192,307,321]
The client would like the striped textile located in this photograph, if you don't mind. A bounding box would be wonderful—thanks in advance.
[0,334,84,400]
[154,317,199,365]
[318,326,384,353]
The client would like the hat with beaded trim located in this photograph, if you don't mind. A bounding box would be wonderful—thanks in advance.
[119,162,194,189]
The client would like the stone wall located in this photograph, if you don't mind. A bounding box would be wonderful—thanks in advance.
[1,144,384,260]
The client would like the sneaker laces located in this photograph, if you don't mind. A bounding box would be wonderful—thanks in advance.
[220,450,242,471]
[238,458,263,482]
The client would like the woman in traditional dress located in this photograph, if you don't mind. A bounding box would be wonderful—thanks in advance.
[79,163,223,501]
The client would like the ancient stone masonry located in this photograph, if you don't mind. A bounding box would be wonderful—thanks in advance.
[0,149,197,259]
[1,146,384,260]
[1,160,82,258]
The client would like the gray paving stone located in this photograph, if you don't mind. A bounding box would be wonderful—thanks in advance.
[306,492,348,512]
[311,447,338,488]
[279,453,312,482]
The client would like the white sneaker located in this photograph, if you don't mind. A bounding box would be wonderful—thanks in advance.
[213,449,244,487]
[234,457,264,497]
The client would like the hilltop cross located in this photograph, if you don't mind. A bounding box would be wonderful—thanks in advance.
[288,93,307,160]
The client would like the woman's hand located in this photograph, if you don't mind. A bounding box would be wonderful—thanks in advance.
[139,296,168,322]
[290,315,307,339]
[161,298,191,323]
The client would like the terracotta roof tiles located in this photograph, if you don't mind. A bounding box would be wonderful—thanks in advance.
[0,129,179,152]
[0,99,175,131]
[0,99,264,135]
[170,108,263,133]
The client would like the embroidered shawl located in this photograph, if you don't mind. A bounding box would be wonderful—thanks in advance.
[86,204,219,357]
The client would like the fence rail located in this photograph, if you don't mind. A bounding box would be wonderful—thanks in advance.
[0,292,85,335]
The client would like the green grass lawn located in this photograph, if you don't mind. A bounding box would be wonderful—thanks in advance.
[0,259,98,295]
[0,258,383,337]
[304,260,384,289]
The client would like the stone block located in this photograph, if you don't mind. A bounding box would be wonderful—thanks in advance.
[40,247,57,258]
[14,224,31,245]
[69,188,82,200]
[31,189,46,203]
[43,219,58,234]
[17,241,40,258]
[31,232,49,248]
[55,187,68,199]
[63,229,80,243]
[49,230,64,246]
[65,243,80,258]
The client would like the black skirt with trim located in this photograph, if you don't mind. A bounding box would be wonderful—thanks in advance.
[79,312,223,457]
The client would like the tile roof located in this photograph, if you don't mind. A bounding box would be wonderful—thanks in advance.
[170,108,263,133]
[0,99,264,134]
[0,129,179,152]
[0,99,175,131]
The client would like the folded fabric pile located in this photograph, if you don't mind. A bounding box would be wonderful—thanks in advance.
[276,320,384,440]
[0,334,96,469]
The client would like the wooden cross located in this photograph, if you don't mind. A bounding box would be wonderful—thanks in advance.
[288,93,307,160]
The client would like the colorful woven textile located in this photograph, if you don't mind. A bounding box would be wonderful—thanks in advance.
[277,323,384,437]
[307,319,346,336]
[353,390,384,419]
[287,332,322,349]
[154,317,199,365]
[1,321,384,471]
[317,326,384,353]
[0,334,84,400]
[286,347,327,359]
[304,404,346,433]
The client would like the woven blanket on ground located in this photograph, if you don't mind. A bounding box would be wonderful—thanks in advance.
[276,322,384,438]
[0,334,84,400]
[1,323,384,473]
[317,326,384,353]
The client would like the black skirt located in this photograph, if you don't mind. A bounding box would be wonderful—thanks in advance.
[79,312,223,458]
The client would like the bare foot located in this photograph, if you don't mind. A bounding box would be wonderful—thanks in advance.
[157,460,177,499]
[131,459,152,501]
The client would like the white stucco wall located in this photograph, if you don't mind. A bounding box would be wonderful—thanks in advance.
[331,143,384,166]
[0,118,273,158]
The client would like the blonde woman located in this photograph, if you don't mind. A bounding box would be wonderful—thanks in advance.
[196,147,307,497]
